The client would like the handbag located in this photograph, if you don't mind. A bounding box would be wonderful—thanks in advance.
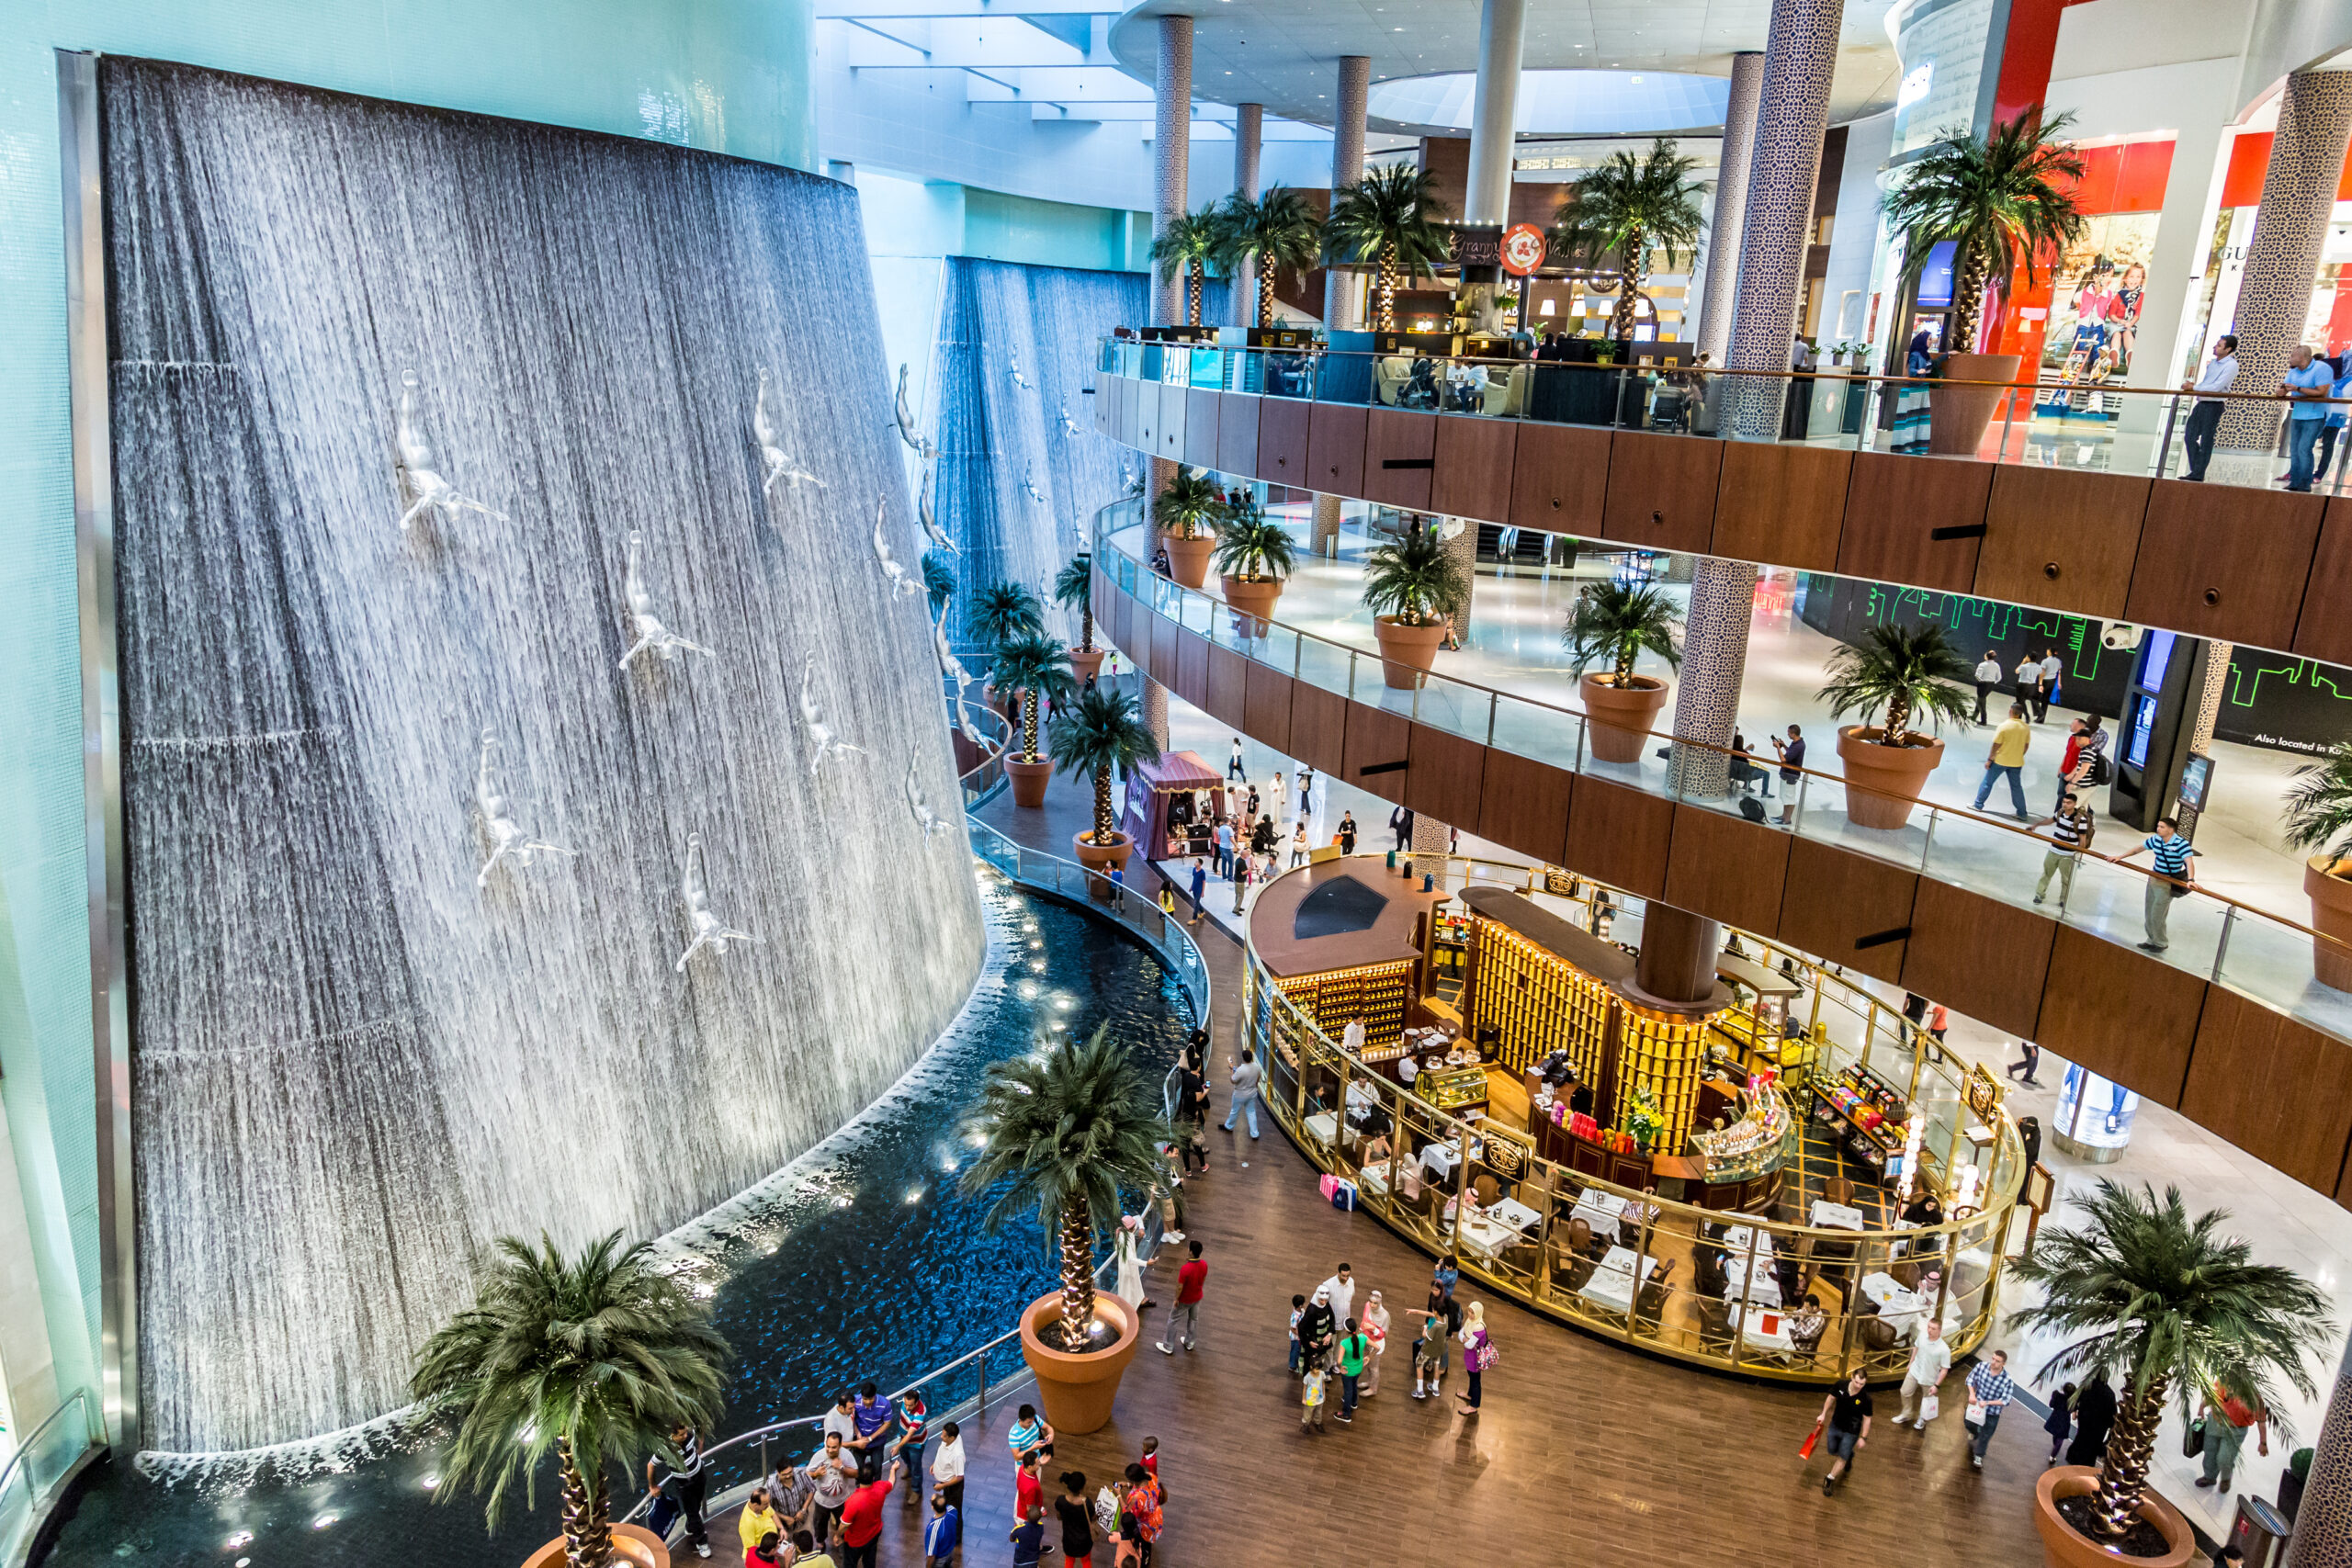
[1798,1426,1820,1460]
[1964,1398,1987,1430]
[1473,1337,1499,1372]
[1920,1393,1940,1422]
[2184,1417,2207,1459]
[2168,880,2192,900]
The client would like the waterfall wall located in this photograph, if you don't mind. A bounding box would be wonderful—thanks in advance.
[101,56,984,1453]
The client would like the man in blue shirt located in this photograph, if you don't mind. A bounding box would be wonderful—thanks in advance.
[2282,345,2335,491]
[2119,817,2199,952]
[1964,1350,2016,1471]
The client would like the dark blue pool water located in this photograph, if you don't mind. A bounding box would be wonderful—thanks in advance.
[40,874,1190,1568]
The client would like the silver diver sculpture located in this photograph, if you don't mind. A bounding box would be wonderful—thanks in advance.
[917,461,956,555]
[674,831,761,971]
[755,367,826,495]
[619,531,716,671]
[870,497,922,599]
[393,370,508,534]
[1023,467,1047,506]
[894,364,938,460]
[474,729,573,887]
[1057,400,1080,438]
[1009,352,1032,393]
[904,751,949,841]
[926,601,990,748]
[799,651,867,778]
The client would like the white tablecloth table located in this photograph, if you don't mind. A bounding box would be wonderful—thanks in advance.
[1487,1197,1542,1234]
[1456,1217,1520,1261]
[1305,1111,1340,1146]
[1577,1246,1657,1314]
[1857,1271,1907,1309]
[1720,1225,1776,1259]
[1569,1190,1629,1241]
[1811,1201,1867,1231]
[1731,1301,1795,1357]
[1724,1257,1782,1306]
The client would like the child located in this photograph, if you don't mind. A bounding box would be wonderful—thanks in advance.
[1300,1363,1329,1432]
[1287,1293,1307,1376]
[1011,1505,1046,1568]
[923,1494,960,1568]
[1412,1305,1445,1399]
[1137,1436,1159,1482]
[2044,1382,2077,1466]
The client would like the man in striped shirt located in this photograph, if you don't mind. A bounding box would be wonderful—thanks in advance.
[2118,818,2199,952]
[648,1422,712,1558]
[2030,793,2096,906]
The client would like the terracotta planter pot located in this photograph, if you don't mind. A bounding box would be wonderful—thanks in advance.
[523,1522,670,1568]
[1836,726,1945,829]
[1372,615,1446,690]
[1929,352,2022,457]
[2030,1466,2195,1568]
[1006,756,1053,808]
[1018,1288,1141,1434]
[1162,534,1216,589]
[1070,829,1131,903]
[1069,649,1106,686]
[1221,575,1285,637]
[1579,673,1670,764]
[2307,856,2352,992]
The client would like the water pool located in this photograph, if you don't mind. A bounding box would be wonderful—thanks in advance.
[41,872,1190,1568]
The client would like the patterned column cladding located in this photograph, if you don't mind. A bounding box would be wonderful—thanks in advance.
[2218,72,2352,449]
[2192,641,2233,751]
[1723,0,1844,439]
[1310,492,1342,557]
[2285,1332,2352,1568]
[1410,810,1451,880]
[1695,52,1767,368]
[1152,14,1194,326]
[1324,56,1371,329]
[1233,103,1263,327]
[1668,558,1759,796]
[1442,517,1478,637]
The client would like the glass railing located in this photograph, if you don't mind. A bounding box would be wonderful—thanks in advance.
[1241,851,2022,1385]
[0,1391,100,1566]
[1100,333,2352,495]
[1091,493,2352,1046]
[949,678,1012,813]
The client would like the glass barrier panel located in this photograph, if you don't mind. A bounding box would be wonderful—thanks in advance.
[1294,634,1355,701]
[1487,691,1585,773]
[1788,776,1933,874]
[2216,908,2352,1037]
[2056,852,2227,981]
[1407,671,1492,745]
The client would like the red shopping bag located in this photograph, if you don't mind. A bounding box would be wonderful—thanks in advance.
[1798,1426,1820,1461]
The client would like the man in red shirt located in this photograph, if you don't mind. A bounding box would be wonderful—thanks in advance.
[836,1457,898,1568]
[1012,1449,1045,1527]
[1156,1238,1207,1355]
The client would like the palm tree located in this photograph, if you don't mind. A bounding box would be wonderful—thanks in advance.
[1148,207,1223,328]
[1156,468,1227,543]
[990,634,1076,763]
[1047,682,1157,847]
[1210,186,1324,329]
[1361,519,1468,627]
[968,580,1046,649]
[2009,1182,2333,1542]
[1552,139,1705,340]
[922,551,957,618]
[412,1233,729,1568]
[1053,554,1096,654]
[1815,623,1976,747]
[1882,109,2087,353]
[1563,581,1682,687]
[2285,740,2352,869]
[958,1024,1176,1350]
[1210,499,1296,583]
[1323,164,1453,332]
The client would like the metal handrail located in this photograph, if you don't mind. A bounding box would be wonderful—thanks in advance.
[0,1391,96,1509]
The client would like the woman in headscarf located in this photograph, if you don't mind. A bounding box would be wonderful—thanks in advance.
[2066,1369,2118,1468]
[1891,329,1937,455]
[1113,1213,1151,1311]
[1360,1290,1392,1397]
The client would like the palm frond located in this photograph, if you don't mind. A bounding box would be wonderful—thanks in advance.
[2284,740,2352,863]
[1815,622,1977,742]
[1208,186,1324,275]
[969,580,1046,648]
[1323,164,1453,276]
[1052,554,1093,611]
[1883,109,2087,341]
[1551,139,1705,272]
[922,551,958,615]
[1361,521,1466,626]
[1046,682,1156,786]
[1156,468,1228,542]
[956,1023,1176,1247]
[1211,499,1296,581]
[989,635,1075,703]
[1562,581,1682,679]
[1148,207,1224,283]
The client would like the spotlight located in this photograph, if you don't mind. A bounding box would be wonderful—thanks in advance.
[420,1474,441,1491]
[906,1189,923,1203]
[312,1514,338,1531]
[225,1531,254,1549]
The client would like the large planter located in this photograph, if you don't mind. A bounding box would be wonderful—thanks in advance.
[523,1522,670,1568]
[1007,756,1054,808]
[1928,352,2022,457]
[1070,829,1131,903]
[1221,574,1285,637]
[1069,649,1106,686]
[1162,533,1216,589]
[1372,615,1446,690]
[1579,673,1671,764]
[1018,1288,1141,1434]
[2031,1466,2195,1568]
[1836,726,1945,829]
[2307,856,2352,992]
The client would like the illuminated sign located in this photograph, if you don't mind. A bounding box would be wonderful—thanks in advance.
[1896,62,1934,112]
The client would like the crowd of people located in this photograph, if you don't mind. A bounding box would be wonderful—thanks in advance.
[1286,1257,1496,1427]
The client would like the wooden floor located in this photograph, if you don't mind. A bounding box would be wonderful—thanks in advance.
[730,778,2053,1567]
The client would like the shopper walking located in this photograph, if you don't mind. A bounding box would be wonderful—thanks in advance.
[1298,765,1315,813]
[1221,1048,1261,1138]
[1289,820,1308,867]
[1892,1318,1951,1427]
[1390,805,1413,852]
[2006,1040,2043,1088]
[1186,857,1206,924]
[1962,1351,2015,1471]
[2042,1382,2076,1466]
[1813,1370,1874,1495]
[2066,1371,2116,1467]
[1227,738,1245,780]
[2030,793,2097,906]
[2282,344,2335,491]
[1212,818,1234,879]
[1413,1289,1459,1400]
[2179,335,2238,481]
[930,1421,966,1516]
[2196,1383,2269,1494]
[1113,1214,1148,1311]
[1973,651,2003,724]
[650,1423,713,1559]
[2118,817,2199,952]
[1272,771,1288,821]
[1973,705,2033,819]
[1156,1238,1205,1354]
[1457,1301,1495,1415]
[1337,810,1357,853]
[1360,1291,1390,1395]
[2041,649,2064,715]
[2014,654,2045,723]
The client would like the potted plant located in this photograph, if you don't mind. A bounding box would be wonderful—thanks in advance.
[2010,1181,2333,1568]
[922,550,957,620]
[1322,164,1453,332]
[1053,553,1104,685]
[1213,497,1296,636]
[1046,682,1157,895]
[1562,581,1681,764]
[1210,185,1324,330]
[1817,622,1974,829]
[1883,109,2086,455]
[1360,518,1468,690]
[1148,205,1224,329]
[991,634,1077,808]
[970,580,1047,719]
[2283,739,2352,991]
[1549,139,1703,342]
[411,1232,729,1568]
[958,1023,1175,1433]
[1155,469,1227,589]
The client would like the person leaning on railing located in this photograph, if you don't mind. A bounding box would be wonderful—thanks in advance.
[2177,333,2238,482]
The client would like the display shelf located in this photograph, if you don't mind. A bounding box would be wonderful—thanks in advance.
[1469,918,1611,1081]
[1277,958,1413,1049]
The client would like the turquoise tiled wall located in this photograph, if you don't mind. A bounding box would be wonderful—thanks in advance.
[0,0,816,1427]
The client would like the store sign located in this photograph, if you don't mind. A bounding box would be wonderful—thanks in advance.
[1501,223,1547,276]
[1445,225,1504,267]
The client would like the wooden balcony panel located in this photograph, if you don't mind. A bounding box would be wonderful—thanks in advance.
[1975,465,2150,620]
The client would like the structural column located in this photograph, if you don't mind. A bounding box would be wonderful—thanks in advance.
[1463,0,1528,225]
[1144,13,1193,750]
[2217,71,2352,450]
[1667,559,1759,796]
[1694,51,1766,367]
[1231,102,1264,327]
[2286,1331,2352,1568]
[1440,517,1479,638]
[1323,56,1371,329]
[1410,810,1450,881]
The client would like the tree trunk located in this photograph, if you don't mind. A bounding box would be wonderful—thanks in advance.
[560,1442,614,1568]
[1188,261,1204,328]
[1614,642,1636,686]
[1057,1196,1098,1350]
[1022,694,1041,762]
[1259,252,1278,327]
[1081,606,1095,654]
[1379,241,1398,331]
[2095,1374,2170,1539]
[1883,694,1912,748]
[1093,773,1117,845]
[1612,226,1646,340]
[1951,244,1986,353]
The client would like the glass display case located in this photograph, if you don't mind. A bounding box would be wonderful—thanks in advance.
[1418,1064,1491,1112]
[2053,1063,2139,1162]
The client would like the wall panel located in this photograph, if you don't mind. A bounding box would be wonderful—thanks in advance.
[1563,777,1673,900]
[2299,501,2352,666]
[1475,749,1574,865]
[1836,452,1993,592]
[1507,422,1611,536]
[2126,482,2323,649]
[1306,401,1368,497]
[1341,700,1413,806]
[1288,683,1347,775]
[1430,415,1518,523]
[1600,431,1720,554]
[1975,466,2148,620]
[1406,724,1487,818]
[1243,658,1295,754]
[2034,925,2204,1107]
[1255,396,1313,487]
[1215,391,1260,477]
[1897,881,2054,1041]
[1363,407,1438,510]
[1776,839,1918,984]
[1174,626,1210,708]
[1711,443,1849,570]
[1664,807,1791,938]
[1204,644,1250,728]
[1182,386,1221,468]
[2181,987,2352,1195]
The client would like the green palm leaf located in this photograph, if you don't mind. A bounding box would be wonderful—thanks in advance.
[1883,109,2088,349]
[1361,520,1466,626]
[1148,207,1224,327]
[1324,165,1453,331]
[989,634,1077,761]
[1815,622,1976,747]
[1209,186,1324,328]
[2284,740,2352,864]
[1551,139,1704,339]
[1563,581,1682,685]
[1047,682,1157,845]
[1156,468,1228,542]
[1053,554,1096,653]
[968,580,1046,649]
[1210,497,1296,581]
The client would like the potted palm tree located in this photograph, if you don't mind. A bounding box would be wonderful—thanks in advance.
[1322,164,1453,332]
[2284,739,2352,992]
[412,1233,729,1568]
[1156,468,1227,590]
[1148,205,1223,329]
[1563,581,1682,764]
[1210,186,1324,330]
[992,634,1078,808]
[1817,623,1975,829]
[1053,553,1104,685]
[922,550,957,621]
[2010,1182,2333,1568]
[1882,109,2086,455]
[1213,497,1296,636]
[1047,682,1157,893]
[970,580,1047,719]
[959,1024,1174,1432]
[1550,139,1704,341]
[1361,519,1468,689]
